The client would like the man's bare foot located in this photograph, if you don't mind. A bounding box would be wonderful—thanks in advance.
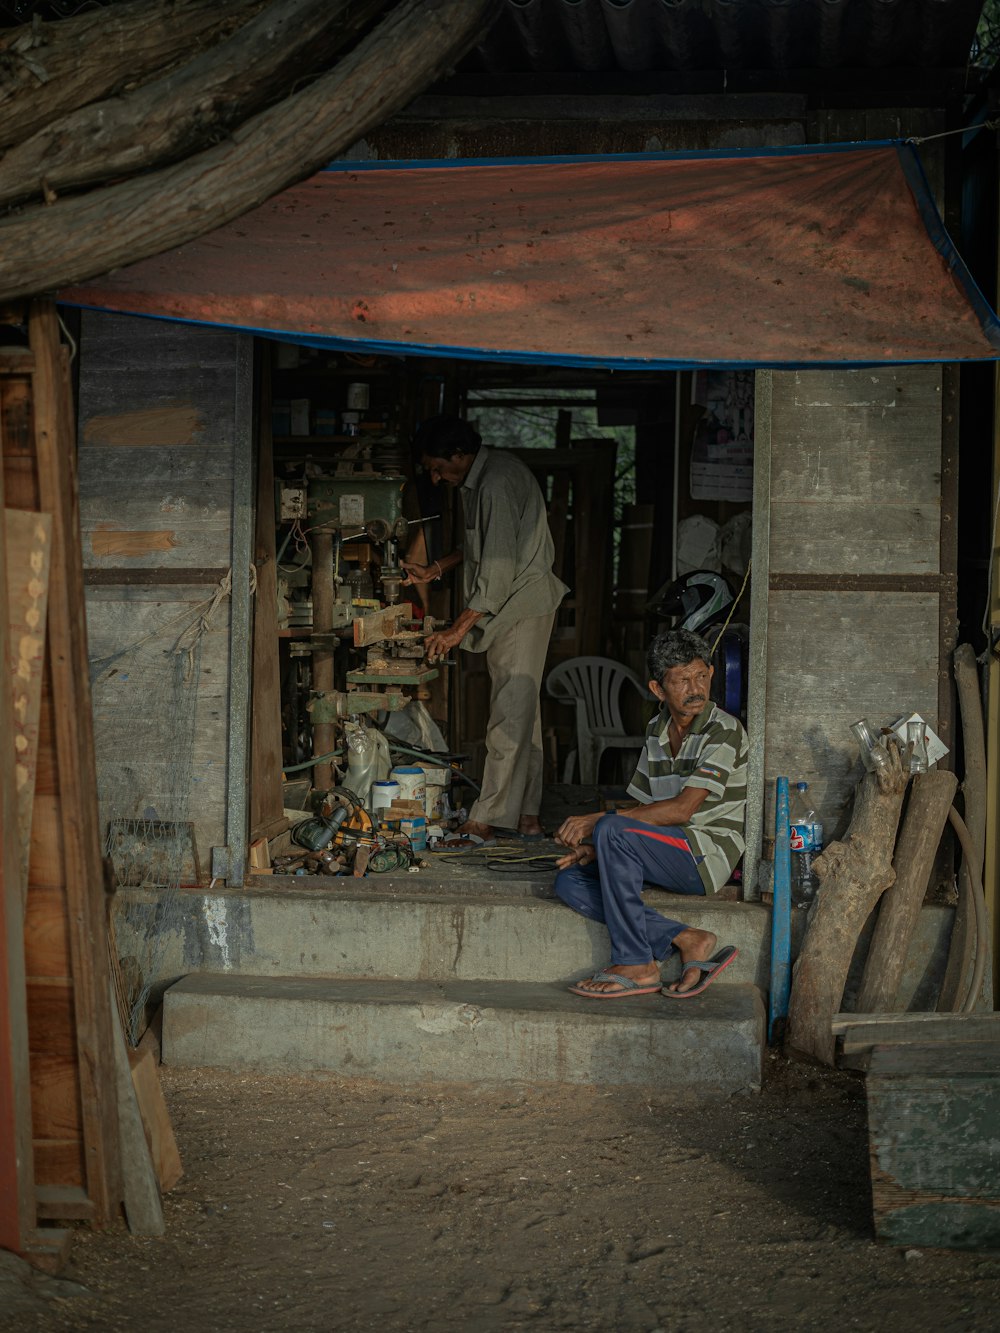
[456,819,494,840]
[571,961,660,996]
[667,927,718,994]
[518,814,544,836]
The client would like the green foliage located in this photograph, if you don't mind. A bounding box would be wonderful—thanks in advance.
[971,0,1000,70]
[466,390,636,579]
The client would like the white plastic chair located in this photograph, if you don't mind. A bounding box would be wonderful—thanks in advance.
[546,656,653,784]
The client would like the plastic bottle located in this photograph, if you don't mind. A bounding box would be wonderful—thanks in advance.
[790,781,823,908]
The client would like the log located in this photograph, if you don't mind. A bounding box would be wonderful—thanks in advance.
[855,768,958,1013]
[0,0,500,303]
[0,0,263,153]
[938,643,988,1010]
[786,739,910,1067]
[0,0,388,211]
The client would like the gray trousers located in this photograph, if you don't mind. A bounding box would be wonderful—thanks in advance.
[469,610,556,830]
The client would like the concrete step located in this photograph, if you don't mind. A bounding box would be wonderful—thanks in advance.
[162,973,765,1093]
[134,878,770,991]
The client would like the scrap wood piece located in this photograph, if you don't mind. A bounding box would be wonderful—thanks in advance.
[128,1045,183,1194]
[787,742,910,1067]
[832,1010,1000,1055]
[856,768,958,1014]
[3,509,51,903]
[109,987,165,1237]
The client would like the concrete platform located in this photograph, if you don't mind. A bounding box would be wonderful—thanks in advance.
[162,973,765,1092]
[123,877,770,991]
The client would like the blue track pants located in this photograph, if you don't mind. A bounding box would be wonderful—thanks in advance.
[553,812,706,966]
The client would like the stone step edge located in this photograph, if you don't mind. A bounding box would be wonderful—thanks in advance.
[164,971,765,1020]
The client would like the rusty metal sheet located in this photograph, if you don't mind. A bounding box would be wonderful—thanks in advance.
[59,142,1000,369]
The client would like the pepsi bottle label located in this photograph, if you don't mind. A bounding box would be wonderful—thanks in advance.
[790,822,814,852]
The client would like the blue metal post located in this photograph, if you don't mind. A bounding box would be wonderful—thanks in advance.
[768,776,792,1043]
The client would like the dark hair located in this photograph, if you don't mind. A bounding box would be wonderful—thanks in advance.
[647,628,713,683]
[413,415,482,461]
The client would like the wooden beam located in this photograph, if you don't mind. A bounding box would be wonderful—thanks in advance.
[250,344,285,840]
[28,300,121,1224]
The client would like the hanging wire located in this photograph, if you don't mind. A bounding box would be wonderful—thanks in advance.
[709,559,752,658]
[907,118,1000,145]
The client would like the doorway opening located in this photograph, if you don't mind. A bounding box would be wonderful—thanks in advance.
[259,345,755,873]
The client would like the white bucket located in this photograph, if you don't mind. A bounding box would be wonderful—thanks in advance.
[371,780,400,814]
[390,766,426,806]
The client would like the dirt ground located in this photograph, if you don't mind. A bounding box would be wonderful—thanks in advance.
[4,1055,1000,1333]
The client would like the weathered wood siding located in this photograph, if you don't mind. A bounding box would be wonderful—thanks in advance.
[763,366,949,843]
[77,312,244,875]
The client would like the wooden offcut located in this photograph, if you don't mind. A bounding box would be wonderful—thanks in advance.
[128,1045,183,1194]
[856,769,958,1014]
[832,1010,1000,1055]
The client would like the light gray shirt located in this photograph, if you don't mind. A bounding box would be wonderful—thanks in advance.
[459,446,568,652]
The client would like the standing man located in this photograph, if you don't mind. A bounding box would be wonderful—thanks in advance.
[402,415,568,843]
[554,628,746,999]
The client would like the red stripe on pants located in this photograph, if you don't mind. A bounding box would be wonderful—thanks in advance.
[623,827,691,851]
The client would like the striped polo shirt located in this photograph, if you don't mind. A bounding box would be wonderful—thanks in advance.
[626,701,748,893]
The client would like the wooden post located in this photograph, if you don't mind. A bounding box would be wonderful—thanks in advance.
[856,769,958,1014]
[310,527,336,790]
[249,344,286,842]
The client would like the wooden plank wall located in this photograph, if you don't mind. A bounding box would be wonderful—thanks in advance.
[76,313,243,874]
[763,365,948,843]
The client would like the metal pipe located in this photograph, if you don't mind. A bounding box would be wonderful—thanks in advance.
[768,776,792,1044]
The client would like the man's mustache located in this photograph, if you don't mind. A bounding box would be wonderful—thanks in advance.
[683,694,705,706]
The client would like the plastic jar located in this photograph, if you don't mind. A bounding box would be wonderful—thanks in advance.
[390,766,426,807]
[370,780,400,815]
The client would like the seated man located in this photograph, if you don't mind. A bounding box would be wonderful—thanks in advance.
[554,628,747,999]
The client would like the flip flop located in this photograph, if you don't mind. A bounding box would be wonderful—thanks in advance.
[434,831,496,850]
[568,969,663,999]
[661,945,739,998]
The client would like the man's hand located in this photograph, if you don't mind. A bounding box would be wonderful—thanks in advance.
[401,560,436,587]
[424,627,462,663]
[554,811,602,848]
[556,844,596,871]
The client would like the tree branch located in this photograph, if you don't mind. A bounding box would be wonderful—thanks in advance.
[0,0,390,211]
[0,0,265,153]
[0,0,501,304]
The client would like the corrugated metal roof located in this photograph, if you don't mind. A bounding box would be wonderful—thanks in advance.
[464,0,986,75]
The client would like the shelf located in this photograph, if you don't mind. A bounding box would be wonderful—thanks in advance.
[273,435,397,445]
